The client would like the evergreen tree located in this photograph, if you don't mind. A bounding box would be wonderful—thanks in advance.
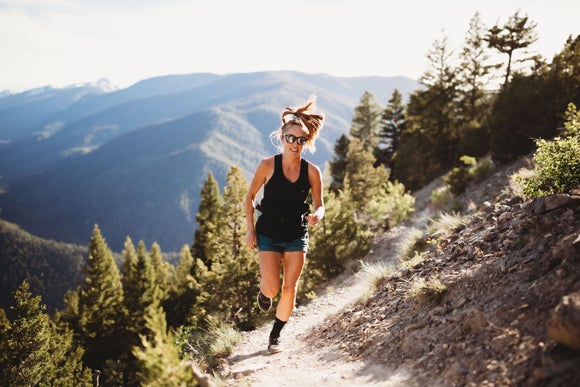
[0,281,52,385]
[123,240,159,338]
[119,239,162,386]
[304,181,372,288]
[0,281,91,386]
[164,244,202,329]
[394,33,460,189]
[133,304,194,386]
[77,224,125,371]
[120,236,138,288]
[488,35,580,163]
[48,323,92,386]
[455,12,494,157]
[485,10,539,88]
[328,134,350,192]
[458,12,493,123]
[149,241,173,302]
[345,137,389,207]
[377,89,406,170]
[197,166,260,330]
[349,90,383,150]
[192,172,222,268]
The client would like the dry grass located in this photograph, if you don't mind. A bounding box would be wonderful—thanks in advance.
[408,277,447,304]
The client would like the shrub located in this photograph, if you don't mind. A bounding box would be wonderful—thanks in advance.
[518,103,580,198]
[519,135,580,198]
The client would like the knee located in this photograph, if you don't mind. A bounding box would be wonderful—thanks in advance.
[281,282,298,297]
[261,284,279,299]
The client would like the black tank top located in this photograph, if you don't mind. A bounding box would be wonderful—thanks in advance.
[256,154,311,241]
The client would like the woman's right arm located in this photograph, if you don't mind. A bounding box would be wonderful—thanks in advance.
[245,157,271,250]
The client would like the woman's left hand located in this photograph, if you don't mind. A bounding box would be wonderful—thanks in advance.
[307,213,321,227]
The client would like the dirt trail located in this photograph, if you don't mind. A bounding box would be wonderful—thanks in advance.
[220,209,431,386]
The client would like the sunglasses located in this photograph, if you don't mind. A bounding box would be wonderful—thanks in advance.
[284,134,308,145]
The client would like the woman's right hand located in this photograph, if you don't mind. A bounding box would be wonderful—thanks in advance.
[246,230,257,250]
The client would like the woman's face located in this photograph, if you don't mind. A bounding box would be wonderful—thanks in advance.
[283,123,309,155]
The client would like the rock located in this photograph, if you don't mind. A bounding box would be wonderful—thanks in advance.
[547,291,580,350]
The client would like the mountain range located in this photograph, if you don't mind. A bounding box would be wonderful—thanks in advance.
[0,71,419,252]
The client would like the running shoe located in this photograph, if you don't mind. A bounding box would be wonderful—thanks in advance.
[268,336,282,354]
[257,290,272,313]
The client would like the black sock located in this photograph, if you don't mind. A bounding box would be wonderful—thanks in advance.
[269,317,287,339]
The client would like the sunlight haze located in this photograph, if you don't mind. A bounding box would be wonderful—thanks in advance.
[0,0,578,92]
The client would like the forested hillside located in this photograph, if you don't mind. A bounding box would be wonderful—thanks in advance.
[0,219,86,314]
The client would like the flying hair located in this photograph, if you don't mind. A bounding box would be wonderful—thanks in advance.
[271,97,325,153]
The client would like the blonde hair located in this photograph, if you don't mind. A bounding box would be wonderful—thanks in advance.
[269,98,325,153]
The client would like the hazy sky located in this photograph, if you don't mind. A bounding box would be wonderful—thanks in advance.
[1,0,578,92]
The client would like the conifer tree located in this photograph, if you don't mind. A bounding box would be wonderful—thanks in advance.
[377,89,406,170]
[394,34,460,189]
[458,12,493,123]
[305,181,372,287]
[123,240,159,337]
[0,281,52,385]
[198,166,260,330]
[485,11,538,88]
[164,244,202,329]
[456,11,494,157]
[328,134,350,192]
[121,236,138,288]
[349,90,383,150]
[133,304,194,386]
[77,224,125,370]
[0,281,92,386]
[48,322,92,386]
[192,172,222,268]
[150,242,173,302]
[345,137,389,207]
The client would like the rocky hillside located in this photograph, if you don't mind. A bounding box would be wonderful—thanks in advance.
[305,158,580,386]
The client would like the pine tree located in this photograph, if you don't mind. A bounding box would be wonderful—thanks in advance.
[123,240,159,337]
[328,134,350,192]
[48,323,92,386]
[149,242,173,302]
[0,281,52,385]
[345,137,389,207]
[377,89,406,170]
[394,33,460,189]
[197,166,260,330]
[0,281,91,386]
[305,181,372,287]
[133,304,194,386]
[192,172,222,268]
[77,224,125,370]
[350,90,383,150]
[456,11,494,157]
[485,10,539,88]
[164,244,203,329]
[458,12,493,123]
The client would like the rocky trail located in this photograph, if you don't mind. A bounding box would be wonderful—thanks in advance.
[216,157,580,386]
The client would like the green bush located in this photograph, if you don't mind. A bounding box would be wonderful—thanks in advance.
[443,155,495,196]
[443,156,476,195]
[519,135,580,198]
[518,103,580,198]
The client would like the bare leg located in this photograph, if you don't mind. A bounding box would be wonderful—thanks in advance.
[259,251,283,298]
[276,251,306,321]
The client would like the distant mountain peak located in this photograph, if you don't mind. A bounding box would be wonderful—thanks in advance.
[64,77,118,93]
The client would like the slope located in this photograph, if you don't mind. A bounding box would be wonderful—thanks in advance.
[218,156,580,386]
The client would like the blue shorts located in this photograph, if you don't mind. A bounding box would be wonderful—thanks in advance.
[257,233,309,253]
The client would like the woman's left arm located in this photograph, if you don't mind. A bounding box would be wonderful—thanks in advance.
[307,163,325,227]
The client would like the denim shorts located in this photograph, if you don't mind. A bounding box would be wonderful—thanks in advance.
[257,233,309,253]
